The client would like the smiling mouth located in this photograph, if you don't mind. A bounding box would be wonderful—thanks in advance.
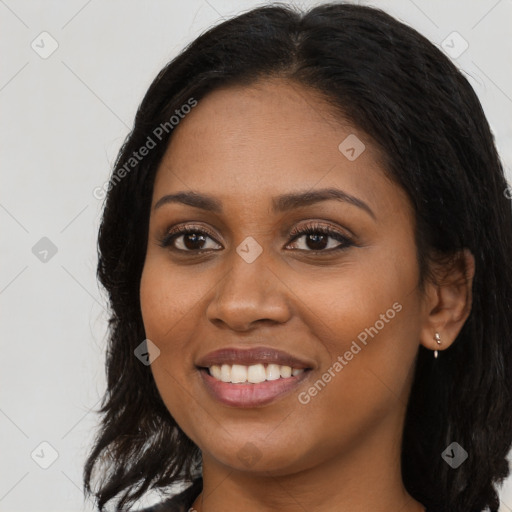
[198,364,312,407]
[195,347,314,406]
[202,363,309,384]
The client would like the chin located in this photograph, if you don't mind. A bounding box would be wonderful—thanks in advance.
[202,436,310,475]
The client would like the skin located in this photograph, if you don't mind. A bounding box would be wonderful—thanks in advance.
[140,78,474,512]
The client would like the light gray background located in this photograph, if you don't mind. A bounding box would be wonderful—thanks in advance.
[1,1,511,511]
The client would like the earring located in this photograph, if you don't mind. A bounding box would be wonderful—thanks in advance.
[434,332,442,358]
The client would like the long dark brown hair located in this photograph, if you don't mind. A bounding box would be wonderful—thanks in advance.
[84,3,512,511]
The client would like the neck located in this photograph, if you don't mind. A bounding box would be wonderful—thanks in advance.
[191,408,425,512]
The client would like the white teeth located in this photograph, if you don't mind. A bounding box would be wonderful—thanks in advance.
[210,364,222,380]
[279,365,292,378]
[208,363,306,383]
[220,364,231,382]
[231,364,247,383]
[266,364,281,381]
[247,363,266,383]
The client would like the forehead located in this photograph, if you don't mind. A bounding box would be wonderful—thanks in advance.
[152,79,409,218]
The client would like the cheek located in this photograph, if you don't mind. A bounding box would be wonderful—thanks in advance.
[140,255,207,346]
[294,245,419,352]
[140,259,206,431]
[291,242,422,407]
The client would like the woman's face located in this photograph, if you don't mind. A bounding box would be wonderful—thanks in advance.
[140,79,430,476]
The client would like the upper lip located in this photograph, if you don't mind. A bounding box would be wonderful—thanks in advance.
[196,347,314,369]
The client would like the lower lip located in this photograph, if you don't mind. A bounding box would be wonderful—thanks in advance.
[199,368,311,407]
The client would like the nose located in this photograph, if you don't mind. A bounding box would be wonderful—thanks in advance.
[206,251,293,332]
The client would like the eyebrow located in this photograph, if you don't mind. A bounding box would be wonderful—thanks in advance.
[154,188,375,219]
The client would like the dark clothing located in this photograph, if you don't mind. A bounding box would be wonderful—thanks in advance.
[139,478,437,511]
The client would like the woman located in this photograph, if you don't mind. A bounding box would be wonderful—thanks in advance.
[84,3,512,512]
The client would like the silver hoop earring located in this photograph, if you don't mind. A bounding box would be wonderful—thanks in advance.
[434,332,442,358]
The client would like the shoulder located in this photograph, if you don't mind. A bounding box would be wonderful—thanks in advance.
[136,478,202,512]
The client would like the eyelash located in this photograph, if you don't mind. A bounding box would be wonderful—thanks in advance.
[159,222,354,255]
[288,224,354,252]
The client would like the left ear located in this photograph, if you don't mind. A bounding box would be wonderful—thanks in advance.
[419,249,475,354]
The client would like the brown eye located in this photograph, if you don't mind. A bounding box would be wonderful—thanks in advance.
[287,224,353,252]
[160,227,222,252]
